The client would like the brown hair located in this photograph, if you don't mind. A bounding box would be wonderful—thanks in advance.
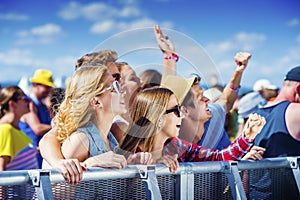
[0,86,23,118]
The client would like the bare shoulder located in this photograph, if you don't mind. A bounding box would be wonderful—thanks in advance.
[286,103,300,140]
[61,131,89,161]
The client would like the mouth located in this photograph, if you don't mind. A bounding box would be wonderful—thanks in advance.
[176,124,181,128]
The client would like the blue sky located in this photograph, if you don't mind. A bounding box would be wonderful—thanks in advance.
[0,0,299,89]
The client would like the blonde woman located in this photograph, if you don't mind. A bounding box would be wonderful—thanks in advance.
[53,66,151,172]
[118,87,266,172]
[0,86,37,170]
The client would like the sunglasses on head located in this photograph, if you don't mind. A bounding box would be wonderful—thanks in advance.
[19,95,31,102]
[164,105,181,118]
[97,81,122,95]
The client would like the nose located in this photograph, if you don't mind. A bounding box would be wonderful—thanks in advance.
[202,96,210,104]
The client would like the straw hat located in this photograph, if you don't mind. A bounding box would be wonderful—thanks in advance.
[30,69,54,87]
[161,75,195,104]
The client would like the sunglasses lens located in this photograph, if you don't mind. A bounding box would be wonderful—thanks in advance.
[113,81,121,94]
[112,73,121,82]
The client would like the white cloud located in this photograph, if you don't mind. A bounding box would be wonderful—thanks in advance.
[59,2,141,21]
[90,18,172,34]
[0,13,28,21]
[31,23,61,36]
[0,48,75,82]
[235,32,266,51]
[15,23,63,45]
[287,18,299,27]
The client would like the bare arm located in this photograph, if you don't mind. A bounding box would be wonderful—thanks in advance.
[0,156,10,171]
[154,25,177,83]
[39,128,84,184]
[286,103,300,141]
[216,52,252,113]
[21,112,51,136]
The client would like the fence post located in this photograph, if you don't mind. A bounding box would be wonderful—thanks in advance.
[287,157,300,193]
[223,162,247,200]
[137,165,162,200]
[178,164,194,200]
[28,170,54,200]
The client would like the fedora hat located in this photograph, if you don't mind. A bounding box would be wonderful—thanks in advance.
[161,75,196,105]
[30,69,54,87]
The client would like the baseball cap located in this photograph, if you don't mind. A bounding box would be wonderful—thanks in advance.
[253,79,278,92]
[284,66,300,82]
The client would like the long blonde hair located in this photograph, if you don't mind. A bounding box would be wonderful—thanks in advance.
[118,87,173,155]
[54,66,108,143]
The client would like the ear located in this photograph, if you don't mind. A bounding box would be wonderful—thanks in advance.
[181,106,189,117]
[158,117,165,129]
[90,97,103,108]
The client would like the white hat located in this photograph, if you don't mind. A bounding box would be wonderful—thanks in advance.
[253,79,277,92]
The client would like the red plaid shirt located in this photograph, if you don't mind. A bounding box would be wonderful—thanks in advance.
[163,133,254,162]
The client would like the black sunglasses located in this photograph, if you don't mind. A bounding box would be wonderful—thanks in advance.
[164,105,181,117]
[112,73,121,82]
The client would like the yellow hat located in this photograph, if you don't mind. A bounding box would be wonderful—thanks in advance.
[161,75,195,105]
[30,69,54,87]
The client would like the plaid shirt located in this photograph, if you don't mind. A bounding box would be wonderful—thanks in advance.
[163,133,253,162]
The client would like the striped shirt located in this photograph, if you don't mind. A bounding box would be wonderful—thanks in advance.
[163,132,253,162]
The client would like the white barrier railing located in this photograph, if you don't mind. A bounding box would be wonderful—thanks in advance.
[0,156,299,200]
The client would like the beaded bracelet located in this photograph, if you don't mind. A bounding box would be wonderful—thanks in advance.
[228,84,240,92]
[164,53,179,62]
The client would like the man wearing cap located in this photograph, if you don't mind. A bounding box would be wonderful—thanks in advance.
[19,69,54,168]
[249,66,300,199]
[161,52,252,150]
[253,78,279,102]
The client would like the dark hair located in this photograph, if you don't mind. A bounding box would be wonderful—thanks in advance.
[0,86,23,118]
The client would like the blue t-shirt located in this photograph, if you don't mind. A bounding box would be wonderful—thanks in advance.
[197,103,231,150]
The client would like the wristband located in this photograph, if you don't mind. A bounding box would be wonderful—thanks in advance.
[228,84,240,92]
[164,53,179,62]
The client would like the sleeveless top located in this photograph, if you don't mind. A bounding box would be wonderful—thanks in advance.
[77,122,119,157]
[254,100,300,157]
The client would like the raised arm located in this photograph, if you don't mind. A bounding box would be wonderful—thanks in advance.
[216,52,252,113]
[164,113,265,162]
[154,25,177,83]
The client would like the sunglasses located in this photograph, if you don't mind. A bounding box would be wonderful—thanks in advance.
[112,73,122,82]
[18,95,31,102]
[97,81,122,95]
[164,105,181,118]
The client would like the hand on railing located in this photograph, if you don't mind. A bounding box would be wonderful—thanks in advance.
[244,113,266,140]
[242,146,265,160]
[127,152,153,165]
[83,151,127,169]
[156,154,179,173]
[54,158,86,184]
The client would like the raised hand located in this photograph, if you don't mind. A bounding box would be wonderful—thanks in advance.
[156,154,179,173]
[234,52,252,72]
[244,113,266,140]
[154,25,175,55]
[127,152,153,165]
[84,151,127,169]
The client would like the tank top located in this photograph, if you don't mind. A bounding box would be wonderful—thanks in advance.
[254,100,300,157]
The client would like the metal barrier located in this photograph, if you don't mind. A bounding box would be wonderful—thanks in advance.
[0,157,299,200]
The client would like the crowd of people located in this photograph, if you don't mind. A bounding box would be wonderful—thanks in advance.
[1,25,299,198]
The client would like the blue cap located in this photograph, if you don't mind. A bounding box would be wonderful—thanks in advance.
[284,66,300,82]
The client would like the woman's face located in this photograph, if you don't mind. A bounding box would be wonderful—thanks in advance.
[120,65,141,109]
[96,74,127,116]
[15,92,30,116]
[160,94,182,138]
